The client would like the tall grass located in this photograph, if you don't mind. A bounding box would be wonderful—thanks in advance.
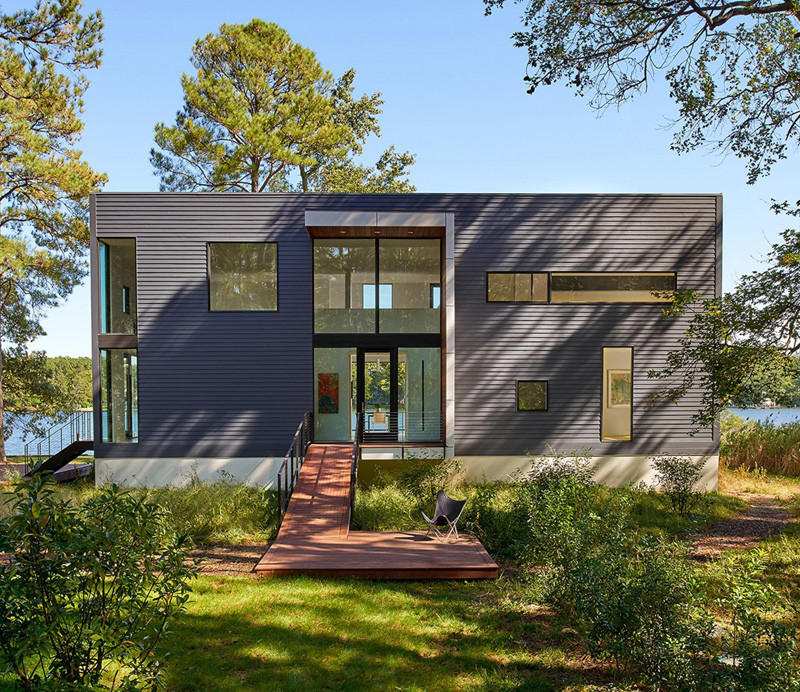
[353,459,744,563]
[722,411,800,475]
[1,473,279,546]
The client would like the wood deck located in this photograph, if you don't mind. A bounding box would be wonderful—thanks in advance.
[255,444,499,580]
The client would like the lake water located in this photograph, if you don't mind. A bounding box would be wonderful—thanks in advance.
[4,415,56,457]
[728,407,800,425]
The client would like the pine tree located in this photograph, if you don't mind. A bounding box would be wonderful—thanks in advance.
[0,0,106,461]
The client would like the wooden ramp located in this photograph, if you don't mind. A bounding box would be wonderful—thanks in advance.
[255,444,499,580]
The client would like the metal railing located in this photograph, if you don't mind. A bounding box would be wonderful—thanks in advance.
[23,410,94,474]
[349,412,363,528]
[276,412,313,520]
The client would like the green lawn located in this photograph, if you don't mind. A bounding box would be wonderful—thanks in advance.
[157,575,610,692]
[0,468,794,692]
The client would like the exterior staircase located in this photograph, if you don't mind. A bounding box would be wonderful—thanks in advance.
[23,410,93,481]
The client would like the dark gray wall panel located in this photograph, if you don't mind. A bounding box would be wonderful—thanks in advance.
[92,192,719,460]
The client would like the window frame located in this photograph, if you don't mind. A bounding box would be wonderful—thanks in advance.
[516,380,549,412]
[600,345,634,442]
[486,271,550,303]
[206,241,279,313]
[430,283,441,309]
[99,347,139,444]
[486,271,677,304]
[98,237,138,334]
[550,271,677,304]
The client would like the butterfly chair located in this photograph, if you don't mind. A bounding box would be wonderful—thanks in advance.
[422,490,467,542]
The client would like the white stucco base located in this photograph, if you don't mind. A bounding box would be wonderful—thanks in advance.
[455,454,719,491]
[95,456,284,488]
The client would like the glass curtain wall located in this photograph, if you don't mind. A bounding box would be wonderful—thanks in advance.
[100,348,139,443]
[314,240,376,333]
[402,347,441,441]
[313,347,441,442]
[99,239,137,333]
[379,239,440,333]
[313,239,441,334]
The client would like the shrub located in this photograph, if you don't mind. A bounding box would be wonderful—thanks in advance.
[651,454,705,515]
[461,482,537,562]
[575,536,712,688]
[710,555,800,691]
[0,474,197,691]
[525,445,594,487]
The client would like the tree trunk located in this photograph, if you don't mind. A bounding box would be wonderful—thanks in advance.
[0,337,7,464]
[299,166,309,193]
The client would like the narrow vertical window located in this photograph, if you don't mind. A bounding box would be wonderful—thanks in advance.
[100,348,139,443]
[98,238,137,333]
[430,284,441,309]
[602,347,632,441]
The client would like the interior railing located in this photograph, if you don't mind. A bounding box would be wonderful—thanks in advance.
[360,410,444,442]
[23,410,94,474]
[276,412,313,521]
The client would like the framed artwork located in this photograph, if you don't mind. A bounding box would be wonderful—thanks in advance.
[608,370,632,408]
[318,373,339,414]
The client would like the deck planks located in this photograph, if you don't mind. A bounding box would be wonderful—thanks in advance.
[256,444,499,580]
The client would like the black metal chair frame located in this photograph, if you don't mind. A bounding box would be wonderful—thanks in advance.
[421,490,467,542]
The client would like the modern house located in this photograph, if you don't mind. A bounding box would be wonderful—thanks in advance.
[90,192,721,489]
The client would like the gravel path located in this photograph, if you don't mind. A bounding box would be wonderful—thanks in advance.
[691,492,794,561]
[191,544,263,576]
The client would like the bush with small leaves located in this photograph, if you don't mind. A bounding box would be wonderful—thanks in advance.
[709,555,800,691]
[651,453,705,515]
[525,445,594,488]
[0,474,198,691]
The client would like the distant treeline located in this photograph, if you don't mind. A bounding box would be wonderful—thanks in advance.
[46,356,92,410]
[729,357,800,408]
[5,354,92,414]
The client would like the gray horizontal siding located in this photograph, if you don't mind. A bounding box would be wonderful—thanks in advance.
[92,192,719,460]
[451,194,719,456]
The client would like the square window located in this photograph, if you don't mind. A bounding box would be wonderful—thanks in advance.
[362,283,393,309]
[208,242,277,311]
[517,381,548,411]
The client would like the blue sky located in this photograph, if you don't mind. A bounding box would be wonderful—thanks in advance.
[27,0,800,356]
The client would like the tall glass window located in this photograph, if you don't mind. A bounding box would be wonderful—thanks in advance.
[100,348,139,443]
[208,242,277,311]
[99,238,137,333]
[379,239,440,333]
[402,347,441,441]
[602,347,632,441]
[314,240,376,333]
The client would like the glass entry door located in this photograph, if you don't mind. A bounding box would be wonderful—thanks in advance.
[356,349,400,441]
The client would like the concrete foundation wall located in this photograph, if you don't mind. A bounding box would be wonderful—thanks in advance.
[457,454,719,491]
[96,453,717,490]
[95,456,284,488]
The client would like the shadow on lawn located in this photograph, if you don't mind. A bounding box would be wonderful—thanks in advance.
[160,576,622,692]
